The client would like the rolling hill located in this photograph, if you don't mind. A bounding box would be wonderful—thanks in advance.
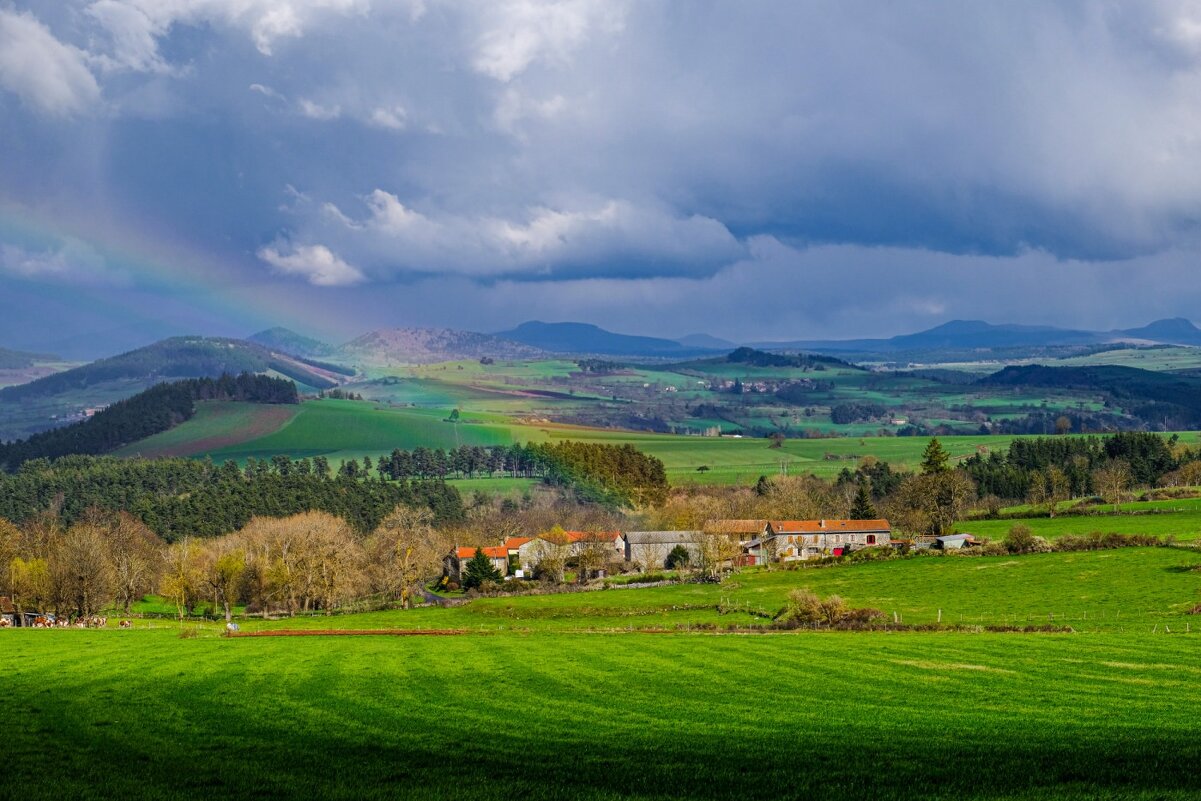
[338,328,546,364]
[979,364,1201,427]
[0,337,344,441]
[750,317,1201,359]
[0,336,340,402]
[247,327,336,357]
[0,345,58,370]
[497,321,719,357]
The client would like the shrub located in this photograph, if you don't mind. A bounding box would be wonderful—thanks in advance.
[1004,525,1052,554]
[779,587,824,625]
[979,541,1008,556]
[1003,525,1034,554]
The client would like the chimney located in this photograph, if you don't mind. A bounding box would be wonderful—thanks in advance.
[819,519,826,529]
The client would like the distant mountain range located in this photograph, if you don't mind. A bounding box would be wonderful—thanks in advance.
[338,328,546,364]
[495,321,716,358]
[749,318,1201,356]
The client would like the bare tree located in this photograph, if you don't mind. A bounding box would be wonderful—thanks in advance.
[50,521,115,618]
[105,512,163,614]
[1093,460,1132,512]
[365,505,448,609]
[160,538,203,621]
[199,539,247,624]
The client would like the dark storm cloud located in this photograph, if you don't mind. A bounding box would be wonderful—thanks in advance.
[4,1,1201,342]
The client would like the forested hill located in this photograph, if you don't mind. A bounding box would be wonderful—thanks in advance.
[0,374,297,470]
[0,345,57,370]
[0,455,464,538]
[0,336,339,402]
[979,364,1201,428]
[724,347,859,370]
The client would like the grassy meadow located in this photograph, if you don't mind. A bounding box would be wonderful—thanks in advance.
[118,396,1201,488]
[4,544,1201,800]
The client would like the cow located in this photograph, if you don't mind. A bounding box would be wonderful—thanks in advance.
[0,617,11,628]
[119,620,132,629]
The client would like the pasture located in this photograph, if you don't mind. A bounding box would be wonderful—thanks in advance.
[122,395,1199,486]
[965,497,1201,544]
[3,628,1201,799]
[4,546,1201,799]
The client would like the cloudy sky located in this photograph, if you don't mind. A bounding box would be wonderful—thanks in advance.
[4,1,1201,355]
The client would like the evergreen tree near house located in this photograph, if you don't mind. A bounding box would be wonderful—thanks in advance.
[463,547,502,589]
[850,481,877,519]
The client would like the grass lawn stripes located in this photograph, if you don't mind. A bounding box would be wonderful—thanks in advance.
[2,630,1201,800]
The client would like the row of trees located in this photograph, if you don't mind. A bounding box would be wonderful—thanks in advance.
[375,441,669,507]
[1,505,452,621]
[0,456,465,539]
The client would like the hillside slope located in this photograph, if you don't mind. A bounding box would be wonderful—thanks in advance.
[338,328,546,364]
[248,327,336,357]
[498,320,717,357]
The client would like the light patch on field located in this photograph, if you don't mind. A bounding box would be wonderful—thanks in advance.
[974,561,1020,570]
[893,660,1015,674]
[1079,673,1158,686]
[1102,661,1201,674]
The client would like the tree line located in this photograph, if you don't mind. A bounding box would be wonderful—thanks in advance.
[0,455,464,540]
[0,505,449,621]
[375,441,669,507]
[0,373,299,470]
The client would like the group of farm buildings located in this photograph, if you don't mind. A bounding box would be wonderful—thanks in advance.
[446,518,912,581]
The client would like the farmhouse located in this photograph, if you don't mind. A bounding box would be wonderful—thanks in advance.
[749,519,892,562]
[624,531,702,569]
[707,519,769,539]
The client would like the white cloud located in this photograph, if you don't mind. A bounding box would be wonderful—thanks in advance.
[83,0,381,60]
[305,189,745,279]
[0,238,128,285]
[368,106,407,130]
[257,242,364,286]
[0,9,100,114]
[298,98,341,120]
[470,0,628,81]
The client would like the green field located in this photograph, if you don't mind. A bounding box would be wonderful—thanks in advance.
[966,504,1201,544]
[125,397,1201,487]
[4,546,1201,800]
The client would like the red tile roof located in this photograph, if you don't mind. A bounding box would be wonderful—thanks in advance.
[769,519,890,534]
[502,536,534,550]
[455,546,509,559]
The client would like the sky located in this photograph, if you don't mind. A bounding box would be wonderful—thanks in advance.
[4,1,1201,356]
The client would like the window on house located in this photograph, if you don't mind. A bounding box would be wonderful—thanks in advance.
[866,535,876,545]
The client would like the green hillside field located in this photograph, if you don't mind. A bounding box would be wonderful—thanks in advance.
[3,546,1201,800]
[116,397,1201,487]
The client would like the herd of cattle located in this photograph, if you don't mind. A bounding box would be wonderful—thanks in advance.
[0,615,134,629]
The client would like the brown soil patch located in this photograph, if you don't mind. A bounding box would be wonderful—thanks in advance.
[147,405,298,458]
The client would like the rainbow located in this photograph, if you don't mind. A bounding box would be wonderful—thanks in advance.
[0,199,312,338]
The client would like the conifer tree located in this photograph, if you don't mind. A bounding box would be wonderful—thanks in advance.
[463,547,501,589]
[850,481,877,519]
[920,437,951,474]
